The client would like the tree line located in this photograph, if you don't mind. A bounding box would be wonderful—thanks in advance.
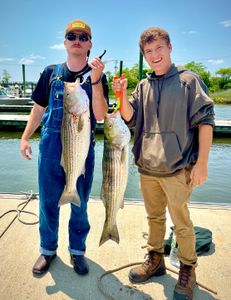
[105,62,231,96]
[1,62,231,96]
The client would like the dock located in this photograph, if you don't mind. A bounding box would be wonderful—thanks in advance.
[0,98,33,106]
[0,113,230,136]
[0,114,31,130]
[0,105,33,113]
[213,120,231,136]
[0,114,104,132]
[0,193,230,300]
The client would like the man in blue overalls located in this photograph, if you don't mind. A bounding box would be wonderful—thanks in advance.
[20,19,109,276]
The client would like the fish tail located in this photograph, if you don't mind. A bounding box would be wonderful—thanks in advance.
[99,223,120,246]
[58,190,81,207]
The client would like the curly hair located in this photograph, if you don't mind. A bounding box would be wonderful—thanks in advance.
[139,27,171,53]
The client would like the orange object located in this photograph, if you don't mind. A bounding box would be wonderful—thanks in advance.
[113,74,125,112]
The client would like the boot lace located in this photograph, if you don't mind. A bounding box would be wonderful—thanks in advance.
[178,264,192,287]
[143,252,158,268]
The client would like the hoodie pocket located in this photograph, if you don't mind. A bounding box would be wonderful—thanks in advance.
[137,132,183,174]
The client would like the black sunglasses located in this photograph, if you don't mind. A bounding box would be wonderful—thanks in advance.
[65,33,90,42]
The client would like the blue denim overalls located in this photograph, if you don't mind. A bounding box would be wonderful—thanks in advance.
[38,64,95,256]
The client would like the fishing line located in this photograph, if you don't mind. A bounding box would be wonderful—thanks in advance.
[0,191,39,239]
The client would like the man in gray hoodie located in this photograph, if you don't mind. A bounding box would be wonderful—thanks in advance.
[112,27,214,300]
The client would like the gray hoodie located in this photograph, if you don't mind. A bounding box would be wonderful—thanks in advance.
[127,64,215,177]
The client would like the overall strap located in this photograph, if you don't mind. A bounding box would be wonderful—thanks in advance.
[55,64,63,80]
[49,64,64,87]
[41,64,64,130]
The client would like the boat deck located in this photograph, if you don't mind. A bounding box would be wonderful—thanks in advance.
[0,193,230,300]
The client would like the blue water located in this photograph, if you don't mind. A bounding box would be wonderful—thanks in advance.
[214,104,231,120]
[0,104,230,204]
[0,135,230,204]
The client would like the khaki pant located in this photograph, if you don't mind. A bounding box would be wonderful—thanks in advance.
[140,170,197,266]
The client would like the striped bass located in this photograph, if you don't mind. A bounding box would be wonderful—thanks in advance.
[99,111,131,246]
[58,79,91,207]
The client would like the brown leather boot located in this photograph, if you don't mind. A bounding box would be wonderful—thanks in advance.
[173,262,196,300]
[129,251,166,283]
[32,254,56,275]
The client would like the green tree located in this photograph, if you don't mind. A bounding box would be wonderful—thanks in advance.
[121,65,139,90]
[106,63,152,97]
[1,69,11,86]
[216,67,231,78]
[105,71,113,96]
[215,67,231,89]
[209,77,220,92]
[184,61,211,88]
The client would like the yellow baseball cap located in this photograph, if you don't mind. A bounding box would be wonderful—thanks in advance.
[65,20,92,38]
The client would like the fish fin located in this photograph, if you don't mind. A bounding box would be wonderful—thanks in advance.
[60,154,65,169]
[120,147,126,163]
[77,115,84,132]
[99,223,120,246]
[58,190,81,207]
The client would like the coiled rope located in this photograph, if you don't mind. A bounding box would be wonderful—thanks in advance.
[0,191,39,239]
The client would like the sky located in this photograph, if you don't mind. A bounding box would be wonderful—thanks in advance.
[0,0,231,83]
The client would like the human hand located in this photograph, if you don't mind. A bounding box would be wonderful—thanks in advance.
[20,139,32,160]
[190,162,208,188]
[112,77,128,94]
[89,57,105,82]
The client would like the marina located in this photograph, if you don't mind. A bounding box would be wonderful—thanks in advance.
[0,102,230,204]
[0,100,231,136]
[1,3,230,300]
[212,120,231,136]
[0,101,230,300]
[0,98,33,106]
[0,193,230,300]
[0,114,230,136]
[0,136,230,203]
[0,105,33,113]
[0,96,230,300]
[0,113,104,132]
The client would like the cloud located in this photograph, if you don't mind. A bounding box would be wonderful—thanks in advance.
[0,54,46,66]
[207,59,224,65]
[0,57,15,62]
[50,43,65,50]
[17,53,46,65]
[18,58,34,65]
[181,30,197,34]
[219,20,231,27]
[29,54,45,60]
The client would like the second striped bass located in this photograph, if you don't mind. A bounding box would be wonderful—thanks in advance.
[99,111,131,246]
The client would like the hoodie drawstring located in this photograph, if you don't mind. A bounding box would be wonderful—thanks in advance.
[157,78,164,118]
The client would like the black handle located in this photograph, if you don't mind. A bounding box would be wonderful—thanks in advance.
[99,50,107,60]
